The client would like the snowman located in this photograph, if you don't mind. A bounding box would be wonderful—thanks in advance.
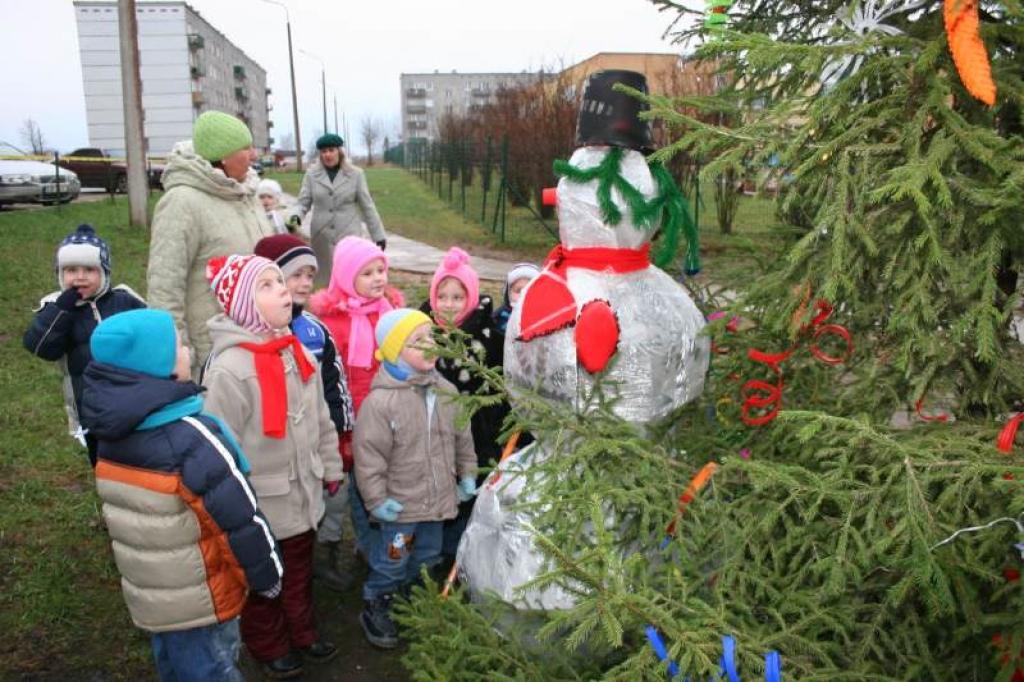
[456,70,711,610]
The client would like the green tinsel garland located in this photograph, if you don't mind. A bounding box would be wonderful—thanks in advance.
[553,147,700,273]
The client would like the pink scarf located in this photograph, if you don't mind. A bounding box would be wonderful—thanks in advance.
[335,294,394,368]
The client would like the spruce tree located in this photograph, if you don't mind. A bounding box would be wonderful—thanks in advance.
[396,2,1024,679]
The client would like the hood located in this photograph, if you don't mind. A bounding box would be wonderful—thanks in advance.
[160,140,261,201]
[369,365,441,391]
[80,362,203,440]
[207,313,273,355]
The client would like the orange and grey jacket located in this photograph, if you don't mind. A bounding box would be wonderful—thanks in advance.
[81,361,282,633]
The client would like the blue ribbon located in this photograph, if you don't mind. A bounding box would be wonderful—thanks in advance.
[645,628,783,681]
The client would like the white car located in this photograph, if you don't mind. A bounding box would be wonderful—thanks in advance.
[0,159,81,207]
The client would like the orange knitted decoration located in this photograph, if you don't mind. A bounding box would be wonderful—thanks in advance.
[944,0,996,105]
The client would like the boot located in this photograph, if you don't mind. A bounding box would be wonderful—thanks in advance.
[261,651,304,679]
[360,594,398,649]
[313,541,354,592]
[300,639,338,663]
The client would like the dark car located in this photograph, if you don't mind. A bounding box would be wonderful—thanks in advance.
[60,148,163,192]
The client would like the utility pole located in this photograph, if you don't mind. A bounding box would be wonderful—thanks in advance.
[260,0,301,171]
[333,94,339,136]
[320,67,327,133]
[118,0,148,227]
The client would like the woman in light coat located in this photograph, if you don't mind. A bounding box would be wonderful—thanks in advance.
[148,111,274,377]
[287,134,387,286]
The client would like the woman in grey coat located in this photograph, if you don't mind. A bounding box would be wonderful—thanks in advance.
[287,134,387,286]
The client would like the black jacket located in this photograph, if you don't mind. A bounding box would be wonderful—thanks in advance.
[23,287,146,411]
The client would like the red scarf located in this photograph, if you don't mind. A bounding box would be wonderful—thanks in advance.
[518,243,650,341]
[238,335,316,439]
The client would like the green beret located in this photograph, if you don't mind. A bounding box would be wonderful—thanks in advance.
[316,134,344,150]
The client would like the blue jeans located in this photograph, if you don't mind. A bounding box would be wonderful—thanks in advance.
[151,618,244,682]
[363,520,443,600]
[349,472,378,558]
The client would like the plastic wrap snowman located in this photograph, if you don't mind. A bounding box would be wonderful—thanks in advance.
[457,70,710,610]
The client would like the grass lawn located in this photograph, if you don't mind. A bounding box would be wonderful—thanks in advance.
[0,168,790,678]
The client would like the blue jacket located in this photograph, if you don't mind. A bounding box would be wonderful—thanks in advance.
[80,361,282,633]
[291,307,354,433]
[23,286,146,417]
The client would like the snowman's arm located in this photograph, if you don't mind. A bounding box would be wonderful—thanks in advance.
[352,396,394,512]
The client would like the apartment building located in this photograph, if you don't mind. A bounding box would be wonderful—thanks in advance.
[399,70,541,143]
[73,1,271,156]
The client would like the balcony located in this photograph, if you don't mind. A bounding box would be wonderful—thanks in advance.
[405,88,426,98]
[234,86,249,101]
[406,105,426,115]
[233,65,246,80]
[265,86,272,96]
[190,65,204,78]
[408,121,427,130]
[187,34,204,50]
[471,88,490,97]
[267,120,274,127]
[191,91,204,106]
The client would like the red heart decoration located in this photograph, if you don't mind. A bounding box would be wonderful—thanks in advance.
[575,299,619,373]
[517,271,578,341]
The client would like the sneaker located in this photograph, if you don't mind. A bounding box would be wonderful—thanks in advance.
[261,651,304,679]
[360,595,398,649]
[300,639,338,663]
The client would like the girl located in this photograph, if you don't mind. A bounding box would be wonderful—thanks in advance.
[420,247,505,559]
[309,236,403,559]
[492,262,540,337]
[203,254,342,679]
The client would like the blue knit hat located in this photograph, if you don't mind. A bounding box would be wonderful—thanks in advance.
[91,309,178,378]
[56,224,111,296]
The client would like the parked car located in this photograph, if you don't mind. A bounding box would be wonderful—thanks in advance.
[60,148,163,192]
[0,159,81,207]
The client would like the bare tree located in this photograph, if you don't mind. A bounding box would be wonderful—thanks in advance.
[360,116,381,166]
[20,119,46,155]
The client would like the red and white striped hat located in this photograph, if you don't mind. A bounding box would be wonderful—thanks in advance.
[206,254,280,333]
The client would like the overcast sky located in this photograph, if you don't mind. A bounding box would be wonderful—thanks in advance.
[0,0,699,156]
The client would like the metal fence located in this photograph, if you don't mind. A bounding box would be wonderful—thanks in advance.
[401,137,559,250]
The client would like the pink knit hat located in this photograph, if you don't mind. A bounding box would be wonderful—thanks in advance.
[430,247,480,326]
[206,254,280,334]
[328,236,388,301]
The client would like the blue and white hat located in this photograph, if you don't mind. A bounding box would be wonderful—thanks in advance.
[56,224,111,296]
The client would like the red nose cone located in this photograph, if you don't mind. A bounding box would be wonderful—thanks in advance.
[542,187,557,207]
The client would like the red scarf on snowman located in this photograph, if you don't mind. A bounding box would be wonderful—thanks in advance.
[517,242,650,342]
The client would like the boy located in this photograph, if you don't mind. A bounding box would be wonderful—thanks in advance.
[354,308,478,649]
[255,233,356,591]
[79,309,282,681]
[23,224,145,466]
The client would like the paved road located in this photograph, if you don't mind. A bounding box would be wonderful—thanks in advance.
[283,192,516,281]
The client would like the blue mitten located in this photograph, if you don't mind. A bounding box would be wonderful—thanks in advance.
[371,498,404,522]
[456,476,478,502]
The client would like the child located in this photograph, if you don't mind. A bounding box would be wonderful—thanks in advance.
[257,179,290,235]
[79,309,282,682]
[354,308,477,649]
[203,254,342,678]
[23,224,146,466]
[492,262,540,336]
[255,234,356,592]
[419,247,505,558]
[309,236,403,559]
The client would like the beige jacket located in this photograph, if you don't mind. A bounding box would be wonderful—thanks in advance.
[148,141,274,376]
[354,368,476,523]
[287,161,386,287]
[203,315,342,540]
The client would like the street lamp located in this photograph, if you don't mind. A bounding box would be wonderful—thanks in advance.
[299,49,329,135]
[258,0,302,172]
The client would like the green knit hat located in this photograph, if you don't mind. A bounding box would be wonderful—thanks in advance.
[193,111,253,162]
[316,133,344,150]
